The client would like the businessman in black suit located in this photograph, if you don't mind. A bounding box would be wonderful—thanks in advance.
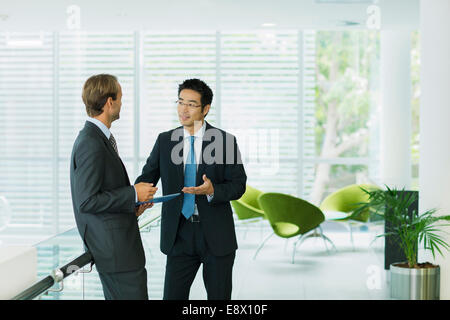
[136,78,247,300]
[70,74,157,300]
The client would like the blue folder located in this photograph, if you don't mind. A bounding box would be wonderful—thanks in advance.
[135,192,181,206]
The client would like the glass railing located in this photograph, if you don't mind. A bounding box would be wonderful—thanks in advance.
[12,209,165,300]
[10,209,385,300]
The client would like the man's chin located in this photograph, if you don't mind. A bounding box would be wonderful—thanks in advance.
[179,120,193,127]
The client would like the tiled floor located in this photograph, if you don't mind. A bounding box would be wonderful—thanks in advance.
[144,219,391,300]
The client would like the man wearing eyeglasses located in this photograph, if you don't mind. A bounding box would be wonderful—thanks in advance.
[136,78,247,300]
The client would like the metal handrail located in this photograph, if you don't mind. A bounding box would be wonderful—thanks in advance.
[11,212,162,300]
[12,251,93,300]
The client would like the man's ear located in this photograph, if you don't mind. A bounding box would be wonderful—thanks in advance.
[202,104,211,117]
[106,96,114,106]
[103,97,113,113]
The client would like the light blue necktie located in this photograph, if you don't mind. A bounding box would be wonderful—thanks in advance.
[181,136,196,219]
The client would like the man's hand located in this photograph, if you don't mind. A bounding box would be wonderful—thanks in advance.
[182,174,214,195]
[135,202,153,218]
[135,182,158,202]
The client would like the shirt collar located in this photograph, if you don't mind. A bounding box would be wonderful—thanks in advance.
[183,121,206,140]
[87,117,111,139]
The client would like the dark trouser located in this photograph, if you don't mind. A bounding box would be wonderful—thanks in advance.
[163,215,235,300]
[98,267,148,300]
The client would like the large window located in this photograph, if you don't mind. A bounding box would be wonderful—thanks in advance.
[309,30,381,205]
[0,32,55,236]
[0,30,389,239]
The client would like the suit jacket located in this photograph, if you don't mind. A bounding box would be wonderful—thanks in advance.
[70,121,145,273]
[135,121,247,256]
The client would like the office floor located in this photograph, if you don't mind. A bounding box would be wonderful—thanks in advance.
[21,217,390,300]
[142,219,391,300]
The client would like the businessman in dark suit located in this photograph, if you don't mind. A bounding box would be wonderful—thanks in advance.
[135,78,247,300]
[70,74,157,300]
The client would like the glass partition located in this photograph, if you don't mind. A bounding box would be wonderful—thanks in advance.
[19,210,164,300]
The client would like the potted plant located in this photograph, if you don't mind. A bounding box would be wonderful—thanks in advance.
[353,185,450,300]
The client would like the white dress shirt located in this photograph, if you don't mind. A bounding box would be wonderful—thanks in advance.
[87,117,111,139]
[183,121,213,215]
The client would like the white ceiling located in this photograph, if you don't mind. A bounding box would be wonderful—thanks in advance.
[0,0,419,32]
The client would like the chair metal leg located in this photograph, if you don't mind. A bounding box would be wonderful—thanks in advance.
[349,223,355,250]
[293,231,316,250]
[318,226,329,253]
[243,224,249,240]
[292,234,306,263]
[253,231,274,260]
[292,231,320,263]
[293,233,309,249]
[291,227,337,263]
[318,226,337,252]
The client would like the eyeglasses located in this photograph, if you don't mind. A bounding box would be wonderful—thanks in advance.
[175,100,202,109]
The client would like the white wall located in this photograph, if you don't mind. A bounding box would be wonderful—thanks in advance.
[419,0,450,299]
[0,0,419,31]
[380,29,412,189]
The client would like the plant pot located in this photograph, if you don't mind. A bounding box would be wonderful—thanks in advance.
[390,262,440,300]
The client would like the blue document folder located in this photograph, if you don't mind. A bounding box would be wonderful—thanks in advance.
[135,192,181,206]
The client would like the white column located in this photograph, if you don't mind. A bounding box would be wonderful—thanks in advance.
[419,0,450,299]
[380,30,412,189]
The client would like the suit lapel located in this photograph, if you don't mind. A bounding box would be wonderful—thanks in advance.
[84,121,121,161]
[196,121,213,186]
[171,127,185,188]
[84,121,130,185]
[196,140,207,187]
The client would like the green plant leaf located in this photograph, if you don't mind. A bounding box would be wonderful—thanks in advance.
[356,185,450,266]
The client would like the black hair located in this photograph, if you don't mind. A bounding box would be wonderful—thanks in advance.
[178,78,213,108]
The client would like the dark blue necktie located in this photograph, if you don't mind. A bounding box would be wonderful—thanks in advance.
[181,136,196,219]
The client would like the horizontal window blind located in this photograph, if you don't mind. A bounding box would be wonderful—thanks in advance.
[302,30,317,200]
[0,32,54,232]
[0,30,382,255]
[0,31,319,237]
[0,30,387,302]
[57,32,136,230]
[220,31,303,196]
[139,32,218,162]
